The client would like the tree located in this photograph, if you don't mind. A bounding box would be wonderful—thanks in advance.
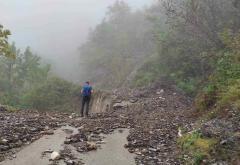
[139,0,240,94]
[0,25,14,58]
[79,1,156,88]
[0,44,50,105]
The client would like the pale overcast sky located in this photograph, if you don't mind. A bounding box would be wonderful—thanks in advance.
[0,0,155,81]
[0,0,154,53]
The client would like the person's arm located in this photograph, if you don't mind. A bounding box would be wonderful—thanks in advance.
[90,87,93,94]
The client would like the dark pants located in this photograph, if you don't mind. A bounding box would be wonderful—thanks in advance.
[81,96,91,116]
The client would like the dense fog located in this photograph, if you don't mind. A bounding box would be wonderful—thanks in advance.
[0,0,155,82]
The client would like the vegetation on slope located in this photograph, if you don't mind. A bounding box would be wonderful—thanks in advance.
[0,43,80,111]
[79,1,156,89]
[132,0,240,163]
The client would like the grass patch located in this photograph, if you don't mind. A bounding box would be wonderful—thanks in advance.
[218,79,240,110]
[1,105,19,112]
[178,131,218,165]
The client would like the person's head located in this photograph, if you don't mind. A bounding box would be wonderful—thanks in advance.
[85,81,90,85]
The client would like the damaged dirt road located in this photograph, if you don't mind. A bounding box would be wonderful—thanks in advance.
[0,84,193,165]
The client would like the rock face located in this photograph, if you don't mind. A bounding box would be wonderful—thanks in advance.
[88,91,112,113]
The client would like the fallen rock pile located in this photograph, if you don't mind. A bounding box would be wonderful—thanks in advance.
[0,82,194,165]
[68,84,194,165]
[0,110,70,161]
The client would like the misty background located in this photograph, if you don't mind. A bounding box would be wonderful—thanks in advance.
[1,0,240,163]
[0,0,155,82]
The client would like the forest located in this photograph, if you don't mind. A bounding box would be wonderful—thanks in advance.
[0,28,80,111]
[79,0,240,110]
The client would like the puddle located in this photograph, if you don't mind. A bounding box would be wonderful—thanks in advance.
[0,127,135,165]
[80,129,135,165]
[0,126,78,165]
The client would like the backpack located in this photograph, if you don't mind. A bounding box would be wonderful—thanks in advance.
[82,85,92,97]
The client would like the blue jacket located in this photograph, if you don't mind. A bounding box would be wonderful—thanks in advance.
[82,84,92,97]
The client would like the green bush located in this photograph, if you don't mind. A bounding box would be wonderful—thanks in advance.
[133,56,162,87]
[133,72,156,87]
[218,79,240,110]
[195,49,240,112]
[21,77,81,111]
[178,131,218,165]
[195,83,218,112]
[176,78,199,96]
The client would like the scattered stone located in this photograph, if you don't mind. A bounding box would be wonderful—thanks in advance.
[129,98,138,103]
[0,145,9,151]
[113,103,125,110]
[65,159,75,165]
[42,130,54,135]
[50,151,60,160]
[156,89,164,95]
[178,128,183,137]
[65,132,87,144]
[220,140,228,145]
[0,105,7,112]
[0,110,70,161]
[0,155,4,162]
[201,119,234,138]
[64,139,71,144]
[63,129,74,134]
[96,140,106,145]
[43,149,53,154]
[86,142,97,151]
[1,139,8,144]
[0,84,194,164]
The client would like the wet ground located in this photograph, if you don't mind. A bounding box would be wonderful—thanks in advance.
[0,126,134,165]
[80,129,135,165]
[0,126,78,165]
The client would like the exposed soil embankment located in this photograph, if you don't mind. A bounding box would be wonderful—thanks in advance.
[89,91,112,113]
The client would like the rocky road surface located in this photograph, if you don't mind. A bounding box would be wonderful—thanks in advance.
[0,83,194,165]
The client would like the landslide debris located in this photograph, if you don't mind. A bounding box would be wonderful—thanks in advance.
[0,110,70,161]
[0,82,195,165]
[68,83,194,165]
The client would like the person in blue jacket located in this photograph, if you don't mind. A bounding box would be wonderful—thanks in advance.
[81,81,93,117]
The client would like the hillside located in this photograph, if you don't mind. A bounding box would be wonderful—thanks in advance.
[0,0,240,164]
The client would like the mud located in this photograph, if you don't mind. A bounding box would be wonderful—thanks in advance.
[0,126,78,165]
[80,129,135,165]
